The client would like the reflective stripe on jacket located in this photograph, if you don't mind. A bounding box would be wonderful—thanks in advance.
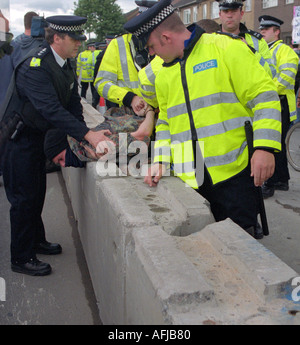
[138,55,164,109]
[154,30,281,188]
[94,34,142,106]
[244,33,277,78]
[269,40,299,122]
[76,50,92,82]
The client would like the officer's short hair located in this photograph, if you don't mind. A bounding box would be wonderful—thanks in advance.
[45,27,67,45]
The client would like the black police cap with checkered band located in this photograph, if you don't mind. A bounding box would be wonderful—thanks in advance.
[124,0,175,45]
[258,15,284,30]
[46,15,87,41]
[216,0,245,10]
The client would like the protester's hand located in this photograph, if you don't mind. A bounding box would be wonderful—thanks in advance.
[144,163,166,187]
[250,149,275,187]
[131,96,148,116]
[84,129,115,150]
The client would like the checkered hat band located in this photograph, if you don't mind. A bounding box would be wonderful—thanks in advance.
[260,20,280,27]
[49,23,84,32]
[134,4,174,37]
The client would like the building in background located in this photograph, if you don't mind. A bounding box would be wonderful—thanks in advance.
[173,0,300,44]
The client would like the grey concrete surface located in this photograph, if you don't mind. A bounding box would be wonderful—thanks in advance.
[0,172,102,325]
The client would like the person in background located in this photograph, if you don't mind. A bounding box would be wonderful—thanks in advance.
[0,11,44,108]
[76,41,93,99]
[217,0,276,79]
[259,15,299,198]
[86,41,102,108]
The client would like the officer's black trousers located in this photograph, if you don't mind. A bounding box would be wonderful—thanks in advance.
[197,166,259,231]
[3,126,46,264]
[265,96,290,186]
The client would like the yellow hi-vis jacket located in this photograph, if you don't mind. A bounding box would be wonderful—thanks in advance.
[86,49,102,80]
[269,40,299,122]
[154,29,281,189]
[94,34,142,106]
[76,50,92,82]
[138,55,164,109]
[240,24,277,78]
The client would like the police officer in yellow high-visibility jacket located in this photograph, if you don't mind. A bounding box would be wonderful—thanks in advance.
[76,44,92,98]
[86,42,102,108]
[259,15,299,198]
[138,20,220,110]
[217,0,277,79]
[124,0,282,239]
[94,0,157,111]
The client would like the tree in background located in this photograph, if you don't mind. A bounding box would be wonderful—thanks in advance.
[74,0,126,41]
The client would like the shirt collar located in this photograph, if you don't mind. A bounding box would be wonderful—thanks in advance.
[50,46,66,67]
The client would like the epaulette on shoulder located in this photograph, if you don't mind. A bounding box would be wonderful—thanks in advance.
[247,29,263,40]
[29,47,49,67]
[216,31,242,40]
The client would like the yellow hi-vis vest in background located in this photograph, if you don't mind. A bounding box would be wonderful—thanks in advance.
[154,31,281,189]
[269,40,299,122]
[94,34,142,106]
[76,50,92,83]
[86,49,101,80]
[138,55,164,109]
[240,26,277,79]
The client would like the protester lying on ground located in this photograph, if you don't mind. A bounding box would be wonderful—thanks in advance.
[44,105,156,168]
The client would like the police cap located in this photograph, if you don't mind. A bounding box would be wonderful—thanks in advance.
[135,0,159,13]
[124,0,175,46]
[87,41,96,47]
[216,0,246,10]
[259,15,284,30]
[46,15,87,41]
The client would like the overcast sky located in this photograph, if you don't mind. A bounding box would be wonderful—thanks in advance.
[1,0,138,36]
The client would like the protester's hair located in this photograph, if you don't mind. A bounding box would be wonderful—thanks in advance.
[45,27,67,44]
[197,19,220,33]
[24,11,38,30]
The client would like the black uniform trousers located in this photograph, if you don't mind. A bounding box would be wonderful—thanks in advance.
[197,166,259,230]
[3,126,47,264]
[265,96,290,186]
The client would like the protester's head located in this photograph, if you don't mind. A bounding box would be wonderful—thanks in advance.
[196,19,220,34]
[259,15,283,43]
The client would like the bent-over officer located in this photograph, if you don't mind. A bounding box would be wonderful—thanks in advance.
[2,15,112,276]
[124,0,282,240]
[94,0,157,113]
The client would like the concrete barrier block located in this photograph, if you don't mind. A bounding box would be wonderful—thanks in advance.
[125,226,215,325]
[199,219,299,301]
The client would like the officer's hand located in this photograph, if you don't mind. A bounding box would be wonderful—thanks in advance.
[52,149,67,167]
[250,150,275,187]
[144,163,166,187]
[84,129,114,150]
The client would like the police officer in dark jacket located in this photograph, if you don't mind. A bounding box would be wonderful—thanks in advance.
[2,15,113,276]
